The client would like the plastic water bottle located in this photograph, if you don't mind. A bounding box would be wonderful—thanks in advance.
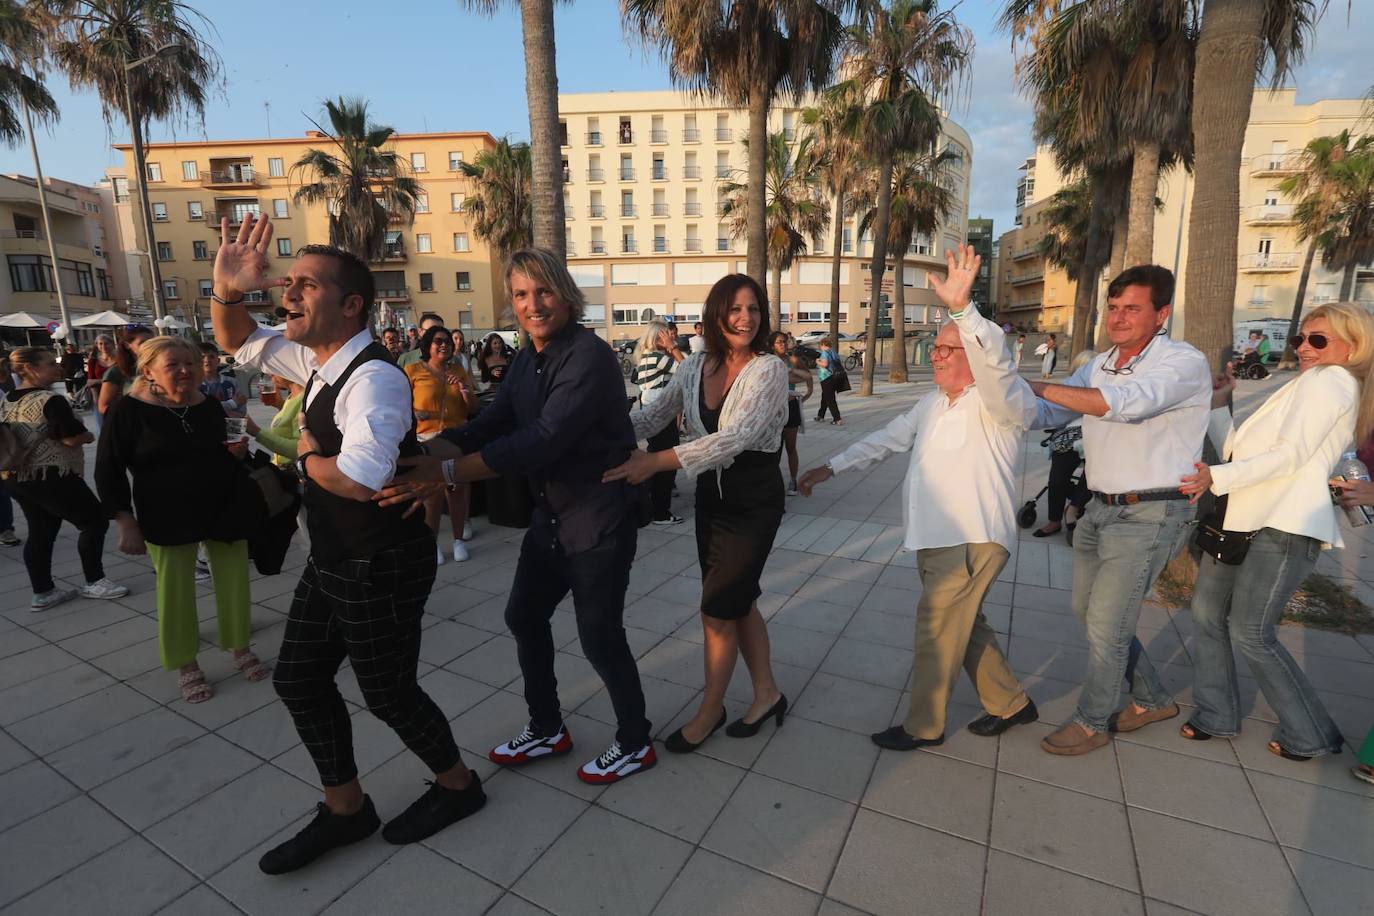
[1332,451,1374,527]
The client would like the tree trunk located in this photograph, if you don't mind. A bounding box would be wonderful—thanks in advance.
[860,152,895,396]
[746,84,769,288]
[828,187,844,346]
[1110,198,1128,276]
[889,251,908,383]
[125,82,165,321]
[1183,0,1264,371]
[522,0,565,257]
[1070,197,1108,359]
[1281,239,1318,364]
[1339,261,1358,301]
[1126,139,1161,267]
[770,262,784,333]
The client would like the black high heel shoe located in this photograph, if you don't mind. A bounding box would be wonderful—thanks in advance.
[665,708,727,754]
[726,695,787,738]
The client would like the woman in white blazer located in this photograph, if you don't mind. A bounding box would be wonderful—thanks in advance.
[1179,303,1374,760]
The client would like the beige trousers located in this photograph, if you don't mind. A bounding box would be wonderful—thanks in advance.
[904,542,1028,739]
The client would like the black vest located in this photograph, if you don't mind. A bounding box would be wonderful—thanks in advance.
[302,341,431,564]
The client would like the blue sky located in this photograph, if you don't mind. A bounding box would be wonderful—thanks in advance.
[3,0,1370,236]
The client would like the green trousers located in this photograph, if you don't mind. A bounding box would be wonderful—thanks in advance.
[1360,726,1374,768]
[147,540,251,670]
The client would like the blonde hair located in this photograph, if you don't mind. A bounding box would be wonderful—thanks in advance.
[633,317,672,364]
[505,248,586,321]
[131,337,203,397]
[1303,302,1374,445]
[8,347,54,381]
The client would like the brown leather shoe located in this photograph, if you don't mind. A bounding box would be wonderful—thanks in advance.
[1108,702,1180,733]
[1040,722,1110,756]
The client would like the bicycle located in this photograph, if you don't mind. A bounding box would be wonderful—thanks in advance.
[844,349,863,372]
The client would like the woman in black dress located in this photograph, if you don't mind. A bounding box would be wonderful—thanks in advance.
[607,274,790,752]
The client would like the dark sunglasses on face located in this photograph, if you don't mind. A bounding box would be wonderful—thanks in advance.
[1289,333,1329,350]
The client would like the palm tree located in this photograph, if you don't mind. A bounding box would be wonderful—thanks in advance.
[1037,178,1100,282]
[291,98,422,263]
[834,0,972,395]
[458,137,535,264]
[1320,143,1374,302]
[621,0,849,286]
[720,132,830,330]
[459,1,565,256]
[804,90,863,350]
[855,148,956,382]
[0,0,58,146]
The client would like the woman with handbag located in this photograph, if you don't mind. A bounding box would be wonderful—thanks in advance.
[1179,303,1374,760]
[96,336,268,704]
[815,337,843,425]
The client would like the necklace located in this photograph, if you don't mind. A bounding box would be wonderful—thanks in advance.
[156,396,194,434]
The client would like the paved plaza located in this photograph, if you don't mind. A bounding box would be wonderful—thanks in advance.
[0,370,1371,916]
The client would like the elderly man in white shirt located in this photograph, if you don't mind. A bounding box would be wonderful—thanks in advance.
[1029,265,1212,756]
[799,246,1041,751]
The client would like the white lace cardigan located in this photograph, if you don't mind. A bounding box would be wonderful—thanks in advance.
[629,352,789,479]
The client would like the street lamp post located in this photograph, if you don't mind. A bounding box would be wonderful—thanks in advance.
[122,44,182,324]
[21,96,72,349]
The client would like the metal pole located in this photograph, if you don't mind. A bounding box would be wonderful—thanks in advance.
[22,98,72,347]
[124,74,166,322]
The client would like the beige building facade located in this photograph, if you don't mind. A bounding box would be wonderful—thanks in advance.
[993,195,1077,333]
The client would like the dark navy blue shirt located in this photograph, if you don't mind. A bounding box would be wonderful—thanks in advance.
[442,321,637,552]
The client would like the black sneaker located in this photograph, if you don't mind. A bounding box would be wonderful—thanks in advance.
[258,796,381,875]
[488,721,573,767]
[382,773,486,844]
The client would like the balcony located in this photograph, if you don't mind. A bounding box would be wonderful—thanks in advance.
[1004,299,1042,312]
[715,128,732,141]
[215,208,261,227]
[1010,246,1038,261]
[589,204,606,219]
[685,238,702,252]
[562,168,572,183]
[1239,251,1300,272]
[619,168,636,181]
[1244,203,1295,225]
[650,129,668,144]
[620,205,637,217]
[683,166,701,180]
[375,286,410,302]
[1247,296,1273,306]
[653,238,668,253]
[587,168,604,183]
[586,132,603,146]
[200,166,258,189]
[683,129,701,143]
[1250,152,1303,177]
[618,127,633,144]
[651,167,668,181]
[716,238,732,252]
[373,241,407,263]
[783,128,796,141]
[715,166,732,179]
[683,202,702,216]
[1009,270,1044,285]
[621,240,638,253]
[591,240,607,254]
[652,203,670,216]
[0,228,43,241]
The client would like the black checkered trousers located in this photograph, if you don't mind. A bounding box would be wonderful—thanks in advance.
[271,535,461,786]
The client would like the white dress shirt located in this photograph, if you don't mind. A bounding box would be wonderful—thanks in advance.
[827,308,1053,552]
[688,334,707,355]
[1205,365,1358,548]
[233,327,412,491]
[1037,333,1212,493]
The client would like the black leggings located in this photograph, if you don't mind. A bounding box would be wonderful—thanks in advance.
[10,471,109,594]
[1047,451,1090,524]
[817,376,842,421]
[645,419,680,521]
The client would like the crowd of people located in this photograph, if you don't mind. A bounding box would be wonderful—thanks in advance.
[4,209,1373,879]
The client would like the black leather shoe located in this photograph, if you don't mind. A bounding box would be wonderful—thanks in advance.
[259,796,381,874]
[725,694,788,738]
[870,726,944,751]
[382,773,487,844]
[966,699,1039,737]
[665,708,727,754]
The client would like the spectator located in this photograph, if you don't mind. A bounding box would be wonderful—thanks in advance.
[1040,333,1058,378]
[96,325,154,418]
[631,318,685,525]
[246,375,303,467]
[397,313,446,367]
[1332,461,1374,785]
[815,337,843,425]
[689,321,707,354]
[85,335,116,435]
[198,342,248,418]
[381,327,404,360]
[60,343,85,398]
[1014,333,1026,368]
[476,333,511,402]
[769,331,813,494]
[0,352,18,547]
[449,328,472,374]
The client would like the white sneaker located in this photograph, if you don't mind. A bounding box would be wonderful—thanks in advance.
[461,520,474,540]
[79,578,130,600]
[452,539,470,562]
[31,588,77,612]
[577,740,657,785]
[195,562,211,584]
[651,514,684,526]
[436,544,446,566]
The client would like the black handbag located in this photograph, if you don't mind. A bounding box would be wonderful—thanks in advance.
[1194,494,1257,565]
[831,362,852,393]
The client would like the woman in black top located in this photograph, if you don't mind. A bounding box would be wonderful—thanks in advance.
[96,336,268,703]
[1,348,127,610]
[96,324,153,418]
[476,333,511,404]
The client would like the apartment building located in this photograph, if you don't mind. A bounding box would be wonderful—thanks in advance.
[966,217,994,315]
[109,130,505,331]
[1,173,117,327]
[557,90,972,339]
[993,197,1077,333]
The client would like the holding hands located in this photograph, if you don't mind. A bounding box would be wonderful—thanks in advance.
[929,244,982,315]
[1179,462,1214,503]
[1211,363,1237,409]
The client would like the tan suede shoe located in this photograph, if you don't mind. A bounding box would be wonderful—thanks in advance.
[1109,702,1180,733]
[1040,722,1110,756]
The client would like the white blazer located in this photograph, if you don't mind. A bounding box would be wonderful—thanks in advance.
[1207,365,1359,548]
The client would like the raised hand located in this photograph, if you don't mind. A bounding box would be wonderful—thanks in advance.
[929,243,981,314]
[213,213,290,298]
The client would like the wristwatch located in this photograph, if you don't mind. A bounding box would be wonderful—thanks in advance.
[294,451,320,480]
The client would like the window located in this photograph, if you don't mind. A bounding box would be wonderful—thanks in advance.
[419,272,434,292]
[619,117,633,143]
[192,240,209,260]
[156,241,173,261]
[558,121,568,146]
[163,279,179,299]
[97,268,110,299]
[448,151,464,170]
[8,254,52,292]
[268,157,284,177]
[843,227,853,252]
[181,160,198,181]
[410,152,427,171]
[199,279,214,298]
[456,271,471,291]
[188,201,204,220]
[152,202,168,221]
[620,155,634,181]
[416,233,432,253]
[146,162,162,182]
[416,192,429,213]
[452,233,469,252]
[74,262,95,296]
[276,238,292,257]
[273,199,288,218]
[451,192,465,212]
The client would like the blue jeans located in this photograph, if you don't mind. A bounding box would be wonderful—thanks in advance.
[1189,528,1342,756]
[1070,498,1184,731]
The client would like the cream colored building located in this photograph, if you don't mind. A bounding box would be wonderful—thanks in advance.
[557,90,972,340]
[108,130,506,332]
[994,196,1077,333]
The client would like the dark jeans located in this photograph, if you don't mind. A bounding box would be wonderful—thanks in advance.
[645,420,680,521]
[10,471,108,593]
[0,480,13,531]
[1047,451,1090,524]
[817,375,842,421]
[505,513,650,749]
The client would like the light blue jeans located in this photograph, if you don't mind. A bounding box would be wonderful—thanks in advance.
[1188,528,1342,756]
[1070,498,1185,732]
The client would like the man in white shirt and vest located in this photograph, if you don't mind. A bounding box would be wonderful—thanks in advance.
[799,246,1041,750]
[1029,265,1211,755]
[209,215,484,874]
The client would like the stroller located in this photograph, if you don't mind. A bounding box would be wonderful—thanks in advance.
[1017,425,1087,537]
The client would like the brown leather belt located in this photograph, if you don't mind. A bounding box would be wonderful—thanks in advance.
[1094,489,1187,506]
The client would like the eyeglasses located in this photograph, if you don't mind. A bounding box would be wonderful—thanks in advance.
[1101,332,1163,376]
[932,344,965,359]
[1289,333,1329,350]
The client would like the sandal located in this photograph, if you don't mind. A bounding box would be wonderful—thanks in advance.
[1352,765,1374,786]
[1179,721,1214,741]
[178,667,213,704]
[1268,740,1342,762]
[232,649,272,682]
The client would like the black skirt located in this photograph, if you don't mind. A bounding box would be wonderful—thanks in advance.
[695,449,785,620]
[785,397,802,429]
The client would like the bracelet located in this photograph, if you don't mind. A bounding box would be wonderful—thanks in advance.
[441,458,456,487]
[211,293,246,306]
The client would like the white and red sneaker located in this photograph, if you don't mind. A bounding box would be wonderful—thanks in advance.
[488,722,573,767]
[577,740,657,784]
